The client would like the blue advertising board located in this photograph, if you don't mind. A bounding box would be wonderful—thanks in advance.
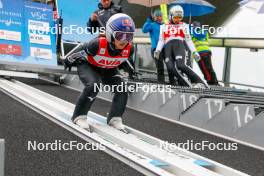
[0,0,57,66]
[57,0,98,42]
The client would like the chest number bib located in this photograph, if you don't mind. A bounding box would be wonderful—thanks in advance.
[87,37,131,69]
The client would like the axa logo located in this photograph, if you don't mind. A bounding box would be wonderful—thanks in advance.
[98,59,121,66]
[0,0,3,9]
[31,11,47,20]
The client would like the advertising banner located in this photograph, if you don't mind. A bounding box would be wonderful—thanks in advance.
[0,0,57,66]
[0,44,22,56]
[0,30,21,41]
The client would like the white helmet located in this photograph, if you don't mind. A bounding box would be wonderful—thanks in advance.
[169,5,184,20]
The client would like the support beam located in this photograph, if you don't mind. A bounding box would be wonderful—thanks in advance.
[0,139,4,176]
[223,47,232,87]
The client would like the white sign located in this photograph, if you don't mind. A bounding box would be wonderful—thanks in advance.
[28,20,50,32]
[0,29,21,41]
[29,33,51,45]
[30,47,52,60]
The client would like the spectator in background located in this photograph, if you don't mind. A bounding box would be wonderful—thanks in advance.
[192,21,219,86]
[155,6,207,88]
[47,0,58,19]
[87,0,123,34]
[142,10,166,83]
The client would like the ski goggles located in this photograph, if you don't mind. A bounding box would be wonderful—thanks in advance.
[172,15,183,20]
[113,31,134,42]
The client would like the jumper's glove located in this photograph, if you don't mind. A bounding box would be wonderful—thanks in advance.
[120,71,129,78]
[154,50,161,60]
[64,50,87,71]
[193,52,201,62]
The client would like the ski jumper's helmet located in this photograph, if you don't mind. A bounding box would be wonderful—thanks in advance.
[169,5,184,21]
[106,13,135,43]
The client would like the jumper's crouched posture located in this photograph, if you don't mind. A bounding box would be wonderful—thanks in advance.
[64,14,136,133]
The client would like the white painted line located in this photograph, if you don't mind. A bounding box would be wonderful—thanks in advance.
[0,70,39,79]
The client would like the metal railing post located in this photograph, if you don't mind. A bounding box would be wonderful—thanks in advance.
[0,139,4,176]
[223,47,232,87]
[133,43,139,69]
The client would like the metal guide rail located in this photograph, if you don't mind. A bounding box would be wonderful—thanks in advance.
[45,71,264,110]
[131,77,264,99]
[0,78,249,176]
[134,69,264,93]
[133,37,264,49]
[128,80,264,106]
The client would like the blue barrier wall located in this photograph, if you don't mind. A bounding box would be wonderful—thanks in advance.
[0,0,57,66]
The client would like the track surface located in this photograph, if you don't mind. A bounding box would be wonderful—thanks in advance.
[0,90,143,176]
[16,78,264,176]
